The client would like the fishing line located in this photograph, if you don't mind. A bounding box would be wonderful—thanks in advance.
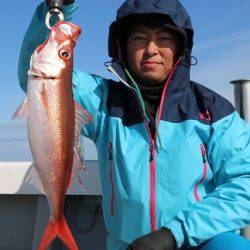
[74,196,102,234]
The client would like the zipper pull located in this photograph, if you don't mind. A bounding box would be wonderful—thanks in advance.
[109,142,113,161]
[150,142,154,162]
[200,144,206,163]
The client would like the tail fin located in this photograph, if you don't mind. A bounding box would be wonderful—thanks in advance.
[38,216,78,250]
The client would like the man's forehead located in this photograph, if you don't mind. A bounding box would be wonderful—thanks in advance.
[130,24,174,35]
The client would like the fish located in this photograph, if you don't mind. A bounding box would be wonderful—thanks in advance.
[13,21,93,250]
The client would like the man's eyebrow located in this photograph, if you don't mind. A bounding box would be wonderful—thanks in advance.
[130,28,147,34]
[156,29,174,35]
[129,25,154,34]
[129,27,174,36]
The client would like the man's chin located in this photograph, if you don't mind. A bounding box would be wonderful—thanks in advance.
[139,75,166,85]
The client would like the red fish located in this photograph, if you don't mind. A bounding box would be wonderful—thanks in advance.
[13,21,92,249]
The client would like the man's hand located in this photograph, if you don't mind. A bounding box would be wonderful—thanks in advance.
[127,227,176,250]
[63,0,75,5]
[45,0,75,7]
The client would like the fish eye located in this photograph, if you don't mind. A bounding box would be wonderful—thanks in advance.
[61,51,68,57]
[59,49,71,59]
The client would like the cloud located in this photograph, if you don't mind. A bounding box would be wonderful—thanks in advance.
[193,29,250,52]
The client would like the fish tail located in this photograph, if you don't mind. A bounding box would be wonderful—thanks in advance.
[38,219,58,250]
[38,216,78,250]
[58,215,78,250]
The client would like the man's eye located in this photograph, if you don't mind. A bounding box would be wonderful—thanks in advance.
[159,36,172,41]
[134,36,146,41]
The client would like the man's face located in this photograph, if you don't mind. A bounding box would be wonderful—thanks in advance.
[126,24,179,85]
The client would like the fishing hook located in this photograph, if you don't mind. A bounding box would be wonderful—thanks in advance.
[45,10,64,30]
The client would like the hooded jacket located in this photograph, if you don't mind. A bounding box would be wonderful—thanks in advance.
[18,1,250,249]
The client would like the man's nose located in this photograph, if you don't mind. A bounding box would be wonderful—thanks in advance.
[145,41,159,56]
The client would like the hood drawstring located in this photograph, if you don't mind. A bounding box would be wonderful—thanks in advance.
[123,67,148,120]
[123,66,163,149]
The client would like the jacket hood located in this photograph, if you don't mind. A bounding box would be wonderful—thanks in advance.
[108,0,194,61]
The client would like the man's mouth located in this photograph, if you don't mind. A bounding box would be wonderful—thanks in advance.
[142,61,161,66]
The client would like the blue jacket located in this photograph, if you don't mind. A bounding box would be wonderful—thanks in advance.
[18,2,250,249]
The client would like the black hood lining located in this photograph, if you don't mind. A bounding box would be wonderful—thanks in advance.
[108,0,194,61]
[113,14,188,61]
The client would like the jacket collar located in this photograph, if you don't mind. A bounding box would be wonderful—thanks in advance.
[106,57,191,93]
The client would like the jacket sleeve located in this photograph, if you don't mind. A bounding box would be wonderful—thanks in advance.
[18,2,78,92]
[72,70,109,142]
[165,111,250,248]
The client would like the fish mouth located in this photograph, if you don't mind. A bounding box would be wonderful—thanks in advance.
[30,75,59,80]
[29,61,63,79]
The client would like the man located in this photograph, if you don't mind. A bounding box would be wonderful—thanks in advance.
[18,0,250,249]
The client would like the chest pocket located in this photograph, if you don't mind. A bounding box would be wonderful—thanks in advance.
[194,144,207,202]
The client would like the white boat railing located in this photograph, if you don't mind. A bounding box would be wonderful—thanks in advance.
[0,161,101,195]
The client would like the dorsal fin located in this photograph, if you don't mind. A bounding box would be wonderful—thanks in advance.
[12,98,28,120]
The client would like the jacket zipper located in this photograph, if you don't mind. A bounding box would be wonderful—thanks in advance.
[145,122,157,231]
[194,144,207,202]
[119,58,182,231]
[143,58,182,231]
[109,142,115,216]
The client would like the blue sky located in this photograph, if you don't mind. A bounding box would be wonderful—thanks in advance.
[0,0,250,124]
